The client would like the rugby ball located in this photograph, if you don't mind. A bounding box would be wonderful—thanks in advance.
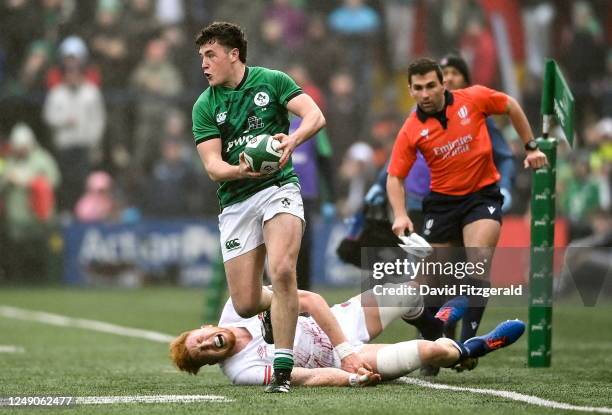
[242,134,282,174]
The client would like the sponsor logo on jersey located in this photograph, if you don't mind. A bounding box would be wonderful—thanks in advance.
[257,344,268,359]
[432,134,473,160]
[247,116,264,130]
[457,105,471,125]
[254,92,270,107]
[216,111,227,124]
[225,238,241,250]
[226,134,255,152]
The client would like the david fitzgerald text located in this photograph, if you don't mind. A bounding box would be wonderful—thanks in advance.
[372,283,523,298]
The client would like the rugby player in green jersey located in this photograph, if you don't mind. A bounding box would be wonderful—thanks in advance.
[192,22,342,392]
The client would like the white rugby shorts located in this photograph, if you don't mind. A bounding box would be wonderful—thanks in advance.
[218,183,304,262]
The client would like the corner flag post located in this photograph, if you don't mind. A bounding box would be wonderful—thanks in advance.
[528,60,575,367]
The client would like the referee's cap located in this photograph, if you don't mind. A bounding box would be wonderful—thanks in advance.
[440,55,471,86]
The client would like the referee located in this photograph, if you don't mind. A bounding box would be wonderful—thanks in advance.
[387,58,547,343]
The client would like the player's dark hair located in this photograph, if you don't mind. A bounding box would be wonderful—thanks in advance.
[407,58,443,85]
[195,21,247,63]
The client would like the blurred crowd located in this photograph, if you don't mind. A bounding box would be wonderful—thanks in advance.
[0,0,610,280]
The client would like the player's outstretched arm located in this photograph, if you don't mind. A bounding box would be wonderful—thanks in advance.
[290,367,380,387]
[298,290,371,373]
[276,94,326,167]
[196,138,263,181]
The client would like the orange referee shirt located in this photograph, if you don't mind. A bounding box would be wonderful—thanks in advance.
[388,85,509,196]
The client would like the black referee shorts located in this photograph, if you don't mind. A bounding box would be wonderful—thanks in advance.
[421,183,503,244]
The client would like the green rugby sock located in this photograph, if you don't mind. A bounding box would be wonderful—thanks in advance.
[273,348,294,371]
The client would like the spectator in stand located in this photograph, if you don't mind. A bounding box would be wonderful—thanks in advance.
[160,24,199,92]
[43,54,106,211]
[141,137,199,218]
[559,151,605,240]
[287,63,326,113]
[328,0,380,37]
[460,12,498,88]
[561,1,607,133]
[86,0,131,151]
[382,0,418,71]
[328,0,381,111]
[74,170,117,222]
[130,37,184,171]
[155,0,185,27]
[326,70,362,167]
[0,40,52,135]
[124,0,160,67]
[522,0,555,79]
[46,35,101,89]
[213,0,264,47]
[338,142,376,218]
[15,40,54,95]
[87,0,130,89]
[588,118,612,191]
[250,16,292,70]
[556,208,612,299]
[0,0,43,83]
[0,123,60,281]
[39,0,73,45]
[264,0,307,50]
[299,14,344,97]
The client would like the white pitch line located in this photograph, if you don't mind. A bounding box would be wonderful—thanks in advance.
[398,377,612,414]
[0,345,25,353]
[3,304,610,412]
[0,305,174,343]
[75,395,232,404]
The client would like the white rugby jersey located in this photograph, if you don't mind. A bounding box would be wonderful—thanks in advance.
[217,298,338,385]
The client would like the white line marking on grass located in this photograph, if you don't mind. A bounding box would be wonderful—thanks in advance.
[398,377,612,414]
[0,345,25,353]
[0,306,174,343]
[75,395,233,405]
[0,307,233,405]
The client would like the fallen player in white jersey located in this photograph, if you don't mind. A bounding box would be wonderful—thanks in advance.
[170,285,524,387]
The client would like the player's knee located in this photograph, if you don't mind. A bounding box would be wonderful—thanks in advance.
[233,302,259,318]
[419,341,448,362]
[268,260,296,284]
[376,341,421,380]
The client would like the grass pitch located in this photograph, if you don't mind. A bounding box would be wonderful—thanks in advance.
[1,287,611,414]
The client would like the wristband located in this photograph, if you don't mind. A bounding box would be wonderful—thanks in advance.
[335,342,355,360]
[348,373,369,387]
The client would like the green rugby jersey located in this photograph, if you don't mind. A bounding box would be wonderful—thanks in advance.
[192,66,303,209]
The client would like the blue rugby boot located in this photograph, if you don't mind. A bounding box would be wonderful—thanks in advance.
[462,319,526,358]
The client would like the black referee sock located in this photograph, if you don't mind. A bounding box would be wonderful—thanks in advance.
[403,308,443,341]
[460,278,491,342]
